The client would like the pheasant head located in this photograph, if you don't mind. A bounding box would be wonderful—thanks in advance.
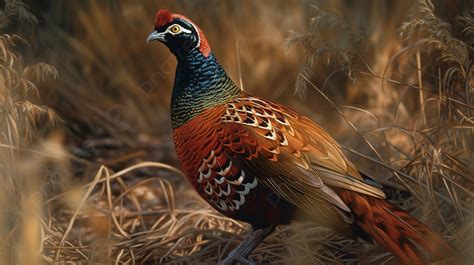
[147,9,211,58]
[147,10,240,129]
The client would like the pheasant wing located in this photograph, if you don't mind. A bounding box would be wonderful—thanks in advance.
[219,96,386,232]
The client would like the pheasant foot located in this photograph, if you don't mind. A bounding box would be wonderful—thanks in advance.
[217,226,275,265]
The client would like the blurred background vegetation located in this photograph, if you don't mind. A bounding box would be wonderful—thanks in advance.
[0,0,472,263]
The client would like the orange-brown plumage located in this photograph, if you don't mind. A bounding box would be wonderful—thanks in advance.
[148,10,454,264]
[172,94,454,264]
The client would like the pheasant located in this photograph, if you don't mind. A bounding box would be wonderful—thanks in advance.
[146,9,454,265]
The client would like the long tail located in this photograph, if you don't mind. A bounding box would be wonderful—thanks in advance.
[338,191,454,265]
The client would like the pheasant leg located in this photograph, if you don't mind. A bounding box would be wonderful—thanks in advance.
[217,226,275,265]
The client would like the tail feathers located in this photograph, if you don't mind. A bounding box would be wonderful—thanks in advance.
[379,202,454,261]
[339,191,454,265]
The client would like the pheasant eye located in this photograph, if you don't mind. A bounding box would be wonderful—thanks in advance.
[170,25,181,33]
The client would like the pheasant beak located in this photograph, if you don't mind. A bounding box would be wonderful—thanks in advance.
[147,30,166,43]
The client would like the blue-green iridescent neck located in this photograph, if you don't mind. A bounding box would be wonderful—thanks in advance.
[170,49,241,129]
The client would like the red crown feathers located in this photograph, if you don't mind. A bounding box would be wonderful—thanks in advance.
[154,9,174,28]
[154,9,211,57]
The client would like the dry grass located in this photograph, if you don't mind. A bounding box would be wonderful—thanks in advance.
[1,0,473,264]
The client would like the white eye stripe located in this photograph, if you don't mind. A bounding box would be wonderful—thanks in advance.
[165,24,192,35]
[184,21,200,49]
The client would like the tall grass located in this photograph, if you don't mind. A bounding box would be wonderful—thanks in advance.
[0,0,62,263]
[2,0,472,264]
